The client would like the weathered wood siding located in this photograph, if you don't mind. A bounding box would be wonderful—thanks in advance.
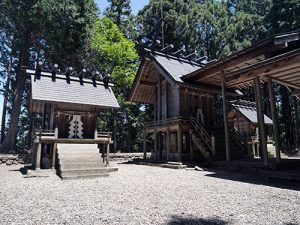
[167,85,180,118]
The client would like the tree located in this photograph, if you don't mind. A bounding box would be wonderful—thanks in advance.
[89,17,144,152]
[104,0,136,38]
[270,0,300,33]
[0,0,97,153]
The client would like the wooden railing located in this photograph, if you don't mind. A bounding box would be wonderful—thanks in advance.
[190,117,213,153]
[94,131,112,140]
[228,124,248,152]
[34,128,58,139]
[145,116,190,129]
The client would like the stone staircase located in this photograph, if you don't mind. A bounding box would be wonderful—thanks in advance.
[57,144,109,179]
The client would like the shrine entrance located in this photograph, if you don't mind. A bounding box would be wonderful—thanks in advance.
[56,111,97,139]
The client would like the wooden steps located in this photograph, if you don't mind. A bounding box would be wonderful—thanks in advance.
[57,144,109,179]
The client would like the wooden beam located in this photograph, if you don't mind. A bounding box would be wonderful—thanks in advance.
[267,77,281,163]
[271,78,300,89]
[254,77,268,167]
[221,74,230,161]
[185,42,288,82]
[225,49,300,83]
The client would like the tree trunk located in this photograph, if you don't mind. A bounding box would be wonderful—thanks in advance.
[1,57,13,143]
[0,47,29,153]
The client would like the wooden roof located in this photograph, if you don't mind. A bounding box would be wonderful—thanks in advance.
[181,29,300,98]
[28,69,120,112]
[130,48,237,104]
[230,100,273,125]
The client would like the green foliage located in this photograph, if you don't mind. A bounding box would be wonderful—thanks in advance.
[90,17,138,96]
[89,17,147,152]
[271,0,300,32]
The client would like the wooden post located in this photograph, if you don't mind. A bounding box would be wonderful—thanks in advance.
[177,126,182,162]
[166,128,170,161]
[36,142,41,170]
[254,77,268,167]
[143,131,146,159]
[154,130,158,160]
[106,138,110,166]
[158,76,162,121]
[52,143,57,170]
[267,77,281,163]
[189,130,194,162]
[211,135,216,157]
[221,74,230,161]
[166,82,169,119]
[94,129,98,139]
[52,127,58,170]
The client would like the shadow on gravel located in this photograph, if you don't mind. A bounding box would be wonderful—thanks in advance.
[168,216,228,225]
[8,167,27,175]
[204,170,300,191]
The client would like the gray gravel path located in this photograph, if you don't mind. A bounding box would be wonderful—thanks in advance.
[0,162,299,225]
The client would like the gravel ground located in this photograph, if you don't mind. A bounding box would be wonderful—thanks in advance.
[0,162,300,225]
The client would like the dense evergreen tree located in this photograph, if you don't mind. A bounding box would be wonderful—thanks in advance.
[0,0,97,153]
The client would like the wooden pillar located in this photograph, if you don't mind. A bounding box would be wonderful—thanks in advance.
[189,130,194,162]
[51,127,58,170]
[254,77,268,167]
[166,128,170,161]
[143,131,147,159]
[158,76,162,121]
[221,74,230,161]
[267,77,281,163]
[166,82,169,119]
[35,142,41,170]
[177,126,182,162]
[154,130,158,160]
[106,139,110,166]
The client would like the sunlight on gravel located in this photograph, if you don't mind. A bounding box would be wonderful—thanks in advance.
[0,162,299,225]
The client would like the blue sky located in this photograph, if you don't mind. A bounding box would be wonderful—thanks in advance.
[96,0,149,15]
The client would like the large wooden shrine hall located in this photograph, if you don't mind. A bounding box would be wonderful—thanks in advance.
[130,28,300,168]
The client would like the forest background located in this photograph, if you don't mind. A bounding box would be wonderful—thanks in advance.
[0,0,299,153]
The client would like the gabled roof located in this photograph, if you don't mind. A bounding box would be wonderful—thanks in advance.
[129,47,237,104]
[147,49,202,83]
[231,100,273,125]
[28,69,120,111]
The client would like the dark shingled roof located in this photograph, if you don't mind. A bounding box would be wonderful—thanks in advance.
[231,100,273,125]
[145,48,203,83]
[30,71,120,109]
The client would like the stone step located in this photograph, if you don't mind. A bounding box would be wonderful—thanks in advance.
[60,168,109,177]
[58,153,102,159]
[62,173,109,180]
[59,150,100,155]
[59,162,105,170]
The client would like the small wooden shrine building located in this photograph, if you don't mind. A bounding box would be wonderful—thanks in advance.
[27,67,119,179]
[228,100,273,138]
[130,28,300,167]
